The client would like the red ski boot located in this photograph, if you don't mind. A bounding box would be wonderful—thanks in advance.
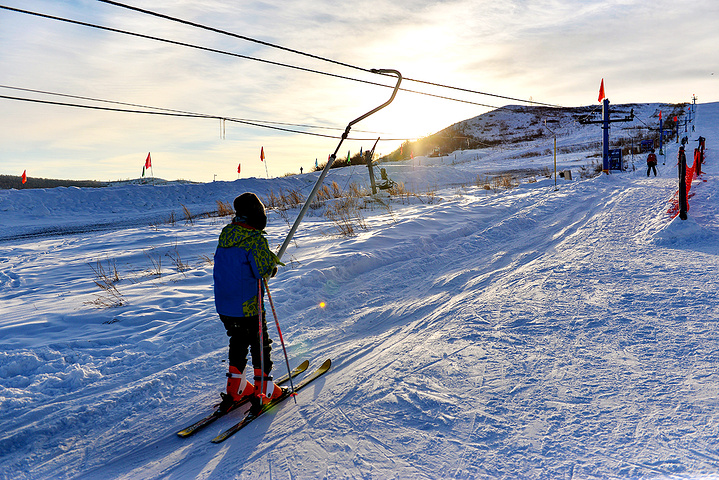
[219,366,254,412]
[253,368,284,405]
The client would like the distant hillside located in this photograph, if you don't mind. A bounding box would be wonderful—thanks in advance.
[0,175,108,190]
[0,175,199,190]
[381,102,689,162]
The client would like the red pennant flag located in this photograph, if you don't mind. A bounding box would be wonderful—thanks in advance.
[659,110,662,121]
[260,147,265,162]
[237,163,241,174]
[21,170,27,184]
[598,78,605,103]
[145,152,152,169]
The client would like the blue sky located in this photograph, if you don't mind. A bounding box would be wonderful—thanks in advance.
[1,0,717,182]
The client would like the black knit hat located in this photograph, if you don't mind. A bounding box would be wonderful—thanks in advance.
[233,192,267,230]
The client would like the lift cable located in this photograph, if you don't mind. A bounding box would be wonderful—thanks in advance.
[0,5,499,109]
[96,0,562,108]
[0,94,417,141]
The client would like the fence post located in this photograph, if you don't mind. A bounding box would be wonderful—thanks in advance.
[678,146,688,220]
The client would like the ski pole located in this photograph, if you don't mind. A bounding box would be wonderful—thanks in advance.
[258,279,265,399]
[263,278,296,403]
[275,69,402,262]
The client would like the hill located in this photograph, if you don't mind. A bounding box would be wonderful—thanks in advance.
[381,102,689,164]
[0,174,107,190]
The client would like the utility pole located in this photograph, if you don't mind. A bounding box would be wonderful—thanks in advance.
[544,120,558,190]
[580,98,634,173]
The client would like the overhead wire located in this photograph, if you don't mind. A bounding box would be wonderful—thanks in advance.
[0,84,387,135]
[0,5,500,109]
[0,93,416,141]
[95,0,562,108]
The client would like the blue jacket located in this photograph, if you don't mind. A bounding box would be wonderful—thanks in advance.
[213,220,278,317]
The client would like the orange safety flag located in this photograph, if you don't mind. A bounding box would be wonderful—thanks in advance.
[598,78,605,103]
[21,170,27,184]
[260,147,265,162]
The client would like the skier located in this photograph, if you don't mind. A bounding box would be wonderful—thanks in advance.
[646,149,658,177]
[213,192,284,412]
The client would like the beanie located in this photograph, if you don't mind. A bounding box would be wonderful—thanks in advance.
[233,192,267,231]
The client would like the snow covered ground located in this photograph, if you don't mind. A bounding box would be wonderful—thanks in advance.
[1,102,718,479]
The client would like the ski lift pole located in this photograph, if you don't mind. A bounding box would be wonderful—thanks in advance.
[275,69,402,262]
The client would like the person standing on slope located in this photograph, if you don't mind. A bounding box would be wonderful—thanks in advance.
[647,149,658,177]
[213,192,284,412]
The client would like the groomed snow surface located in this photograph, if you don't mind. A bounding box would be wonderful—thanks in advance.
[1,103,719,479]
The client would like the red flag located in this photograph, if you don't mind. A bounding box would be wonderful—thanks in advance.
[260,147,265,162]
[21,170,27,184]
[659,110,662,121]
[598,78,605,103]
[237,163,241,174]
[145,152,152,169]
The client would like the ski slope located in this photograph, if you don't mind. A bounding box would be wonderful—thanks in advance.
[1,103,718,479]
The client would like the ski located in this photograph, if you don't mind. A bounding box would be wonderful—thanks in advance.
[211,358,331,443]
[176,359,309,438]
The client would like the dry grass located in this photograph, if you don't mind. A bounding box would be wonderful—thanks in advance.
[86,258,125,308]
[165,244,190,275]
[181,204,194,225]
[216,200,233,217]
[324,197,367,237]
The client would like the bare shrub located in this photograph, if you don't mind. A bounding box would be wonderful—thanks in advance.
[181,204,194,226]
[216,200,233,217]
[265,190,280,210]
[86,259,125,308]
[146,251,162,278]
[325,197,367,237]
[330,181,342,198]
[493,174,517,191]
[166,244,190,275]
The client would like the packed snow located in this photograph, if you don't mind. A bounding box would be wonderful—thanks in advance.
[1,102,718,479]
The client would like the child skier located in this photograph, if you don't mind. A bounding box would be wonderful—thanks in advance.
[213,192,283,412]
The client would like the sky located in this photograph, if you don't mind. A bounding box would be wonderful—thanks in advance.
[0,0,717,182]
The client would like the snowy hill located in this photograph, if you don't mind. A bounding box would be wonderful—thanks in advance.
[1,102,718,479]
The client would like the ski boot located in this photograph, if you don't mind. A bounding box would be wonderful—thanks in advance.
[219,366,254,413]
[253,368,285,406]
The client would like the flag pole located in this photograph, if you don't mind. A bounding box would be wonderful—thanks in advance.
[275,69,402,262]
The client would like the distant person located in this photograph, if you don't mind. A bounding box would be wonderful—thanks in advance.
[213,192,283,413]
[646,149,658,177]
[300,167,303,174]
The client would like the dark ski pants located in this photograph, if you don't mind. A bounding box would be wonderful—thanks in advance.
[647,164,657,176]
[220,313,273,373]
